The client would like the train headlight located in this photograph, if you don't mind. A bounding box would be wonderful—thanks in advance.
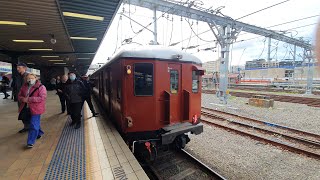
[126,65,132,75]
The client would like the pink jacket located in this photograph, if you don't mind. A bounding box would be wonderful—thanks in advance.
[18,81,47,115]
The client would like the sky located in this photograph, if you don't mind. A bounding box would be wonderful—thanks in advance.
[92,0,320,66]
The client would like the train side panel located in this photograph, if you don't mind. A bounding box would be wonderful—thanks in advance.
[122,59,157,134]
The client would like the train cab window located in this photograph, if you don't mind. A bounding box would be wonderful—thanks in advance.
[170,70,179,94]
[134,63,153,96]
[192,70,199,93]
[117,80,121,100]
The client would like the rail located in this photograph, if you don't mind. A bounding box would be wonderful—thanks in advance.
[144,149,226,180]
[201,107,320,160]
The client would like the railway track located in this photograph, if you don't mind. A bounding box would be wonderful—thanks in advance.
[201,107,320,160]
[145,149,226,180]
[202,90,320,107]
[229,86,320,95]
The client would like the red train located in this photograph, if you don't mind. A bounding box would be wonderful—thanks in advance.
[91,46,204,160]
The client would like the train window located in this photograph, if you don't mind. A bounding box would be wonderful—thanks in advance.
[134,63,153,96]
[192,70,199,93]
[117,80,121,100]
[170,70,179,94]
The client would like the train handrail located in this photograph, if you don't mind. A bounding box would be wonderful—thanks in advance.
[164,91,171,124]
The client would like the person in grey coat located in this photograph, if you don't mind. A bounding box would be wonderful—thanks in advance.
[64,72,86,129]
[16,63,29,133]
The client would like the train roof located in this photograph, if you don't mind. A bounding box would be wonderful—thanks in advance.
[113,46,202,64]
[92,46,203,74]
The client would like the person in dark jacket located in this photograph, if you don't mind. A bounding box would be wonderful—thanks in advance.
[81,74,99,117]
[16,63,29,133]
[56,75,68,113]
[65,72,86,129]
[1,73,10,99]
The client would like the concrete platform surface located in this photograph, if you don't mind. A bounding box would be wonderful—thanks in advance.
[0,91,149,180]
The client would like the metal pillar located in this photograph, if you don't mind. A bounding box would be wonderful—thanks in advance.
[217,25,232,104]
[267,37,271,65]
[292,45,296,86]
[153,7,158,45]
[305,49,314,94]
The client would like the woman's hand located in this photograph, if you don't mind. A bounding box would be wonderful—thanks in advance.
[21,97,28,103]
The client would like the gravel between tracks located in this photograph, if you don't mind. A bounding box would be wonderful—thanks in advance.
[183,93,320,179]
[185,124,320,180]
[201,93,320,134]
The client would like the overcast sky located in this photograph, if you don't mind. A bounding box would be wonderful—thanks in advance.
[92,0,320,66]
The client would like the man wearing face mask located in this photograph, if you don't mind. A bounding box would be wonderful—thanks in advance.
[81,74,99,117]
[15,63,29,133]
[65,72,86,129]
[18,73,47,148]
[56,75,68,114]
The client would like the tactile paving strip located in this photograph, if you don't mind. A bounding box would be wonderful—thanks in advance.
[44,115,86,180]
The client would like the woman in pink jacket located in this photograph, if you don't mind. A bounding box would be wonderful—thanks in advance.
[18,73,47,148]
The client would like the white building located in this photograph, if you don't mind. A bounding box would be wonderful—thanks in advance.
[202,59,220,74]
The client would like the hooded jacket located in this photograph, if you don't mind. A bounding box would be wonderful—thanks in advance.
[18,80,47,115]
[65,79,86,103]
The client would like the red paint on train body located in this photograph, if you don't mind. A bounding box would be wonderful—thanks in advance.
[91,46,204,155]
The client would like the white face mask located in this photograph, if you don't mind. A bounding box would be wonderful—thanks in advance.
[28,79,36,85]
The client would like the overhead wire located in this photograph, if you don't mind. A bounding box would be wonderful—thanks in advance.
[235,0,291,20]
[170,14,316,47]
[184,19,193,51]
[239,14,320,36]
[258,38,267,59]
[185,18,215,42]
[130,0,187,40]
[236,22,317,43]
[113,15,122,55]
[168,16,174,45]
[128,3,140,34]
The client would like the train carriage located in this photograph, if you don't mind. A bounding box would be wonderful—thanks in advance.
[91,46,204,160]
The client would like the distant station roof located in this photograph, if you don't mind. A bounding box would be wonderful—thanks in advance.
[0,0,122,75]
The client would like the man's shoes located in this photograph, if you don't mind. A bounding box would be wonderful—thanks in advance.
[75,122,81,129]
[18,128,28,133]
[3,97,7,99]
[27,144,34,148]
[93,113,99,117]
[37,135,42,139]
[69,121,76,126]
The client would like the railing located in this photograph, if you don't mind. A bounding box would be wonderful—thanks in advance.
[183,90,190,120]
[162,91,171,124]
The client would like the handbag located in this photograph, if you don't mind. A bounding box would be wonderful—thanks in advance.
[18,85,42,121]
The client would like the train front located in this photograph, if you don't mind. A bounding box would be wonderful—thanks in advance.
[121,47,204,160]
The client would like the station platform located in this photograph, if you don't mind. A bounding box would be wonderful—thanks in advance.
[0,91,149,180]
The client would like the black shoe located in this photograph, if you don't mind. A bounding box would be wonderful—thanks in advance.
[60,111,65,114]
[37,135,42,139]
[27,144,34,148]
[3,97,7,99]
[92,113,99,117]
[70,121,76,126]
[19,128,28,133]
[75,122,81,129]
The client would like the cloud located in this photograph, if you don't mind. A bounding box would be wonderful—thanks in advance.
[92,0,320,65]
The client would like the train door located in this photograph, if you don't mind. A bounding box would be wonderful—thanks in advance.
[99,72,103,100]
[168,63,182,124]
[107,70,112,114]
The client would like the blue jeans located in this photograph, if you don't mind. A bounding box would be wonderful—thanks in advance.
[27,115,44,145]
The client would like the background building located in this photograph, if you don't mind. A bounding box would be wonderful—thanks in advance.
[202,58,220,74]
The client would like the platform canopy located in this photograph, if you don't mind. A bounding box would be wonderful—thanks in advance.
[0,0,122,75]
